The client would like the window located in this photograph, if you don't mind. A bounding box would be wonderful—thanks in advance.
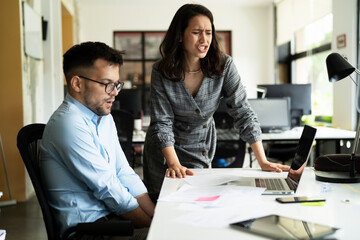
[113,31,231,115]
[293,14,333,116]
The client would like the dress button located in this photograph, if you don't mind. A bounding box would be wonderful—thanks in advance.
[203,124,208,128]
[195,109,200,114]
[202,151,207,156]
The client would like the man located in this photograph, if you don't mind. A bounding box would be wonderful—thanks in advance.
[40,42,154,239]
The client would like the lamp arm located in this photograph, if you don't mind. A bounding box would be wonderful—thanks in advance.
[350,70,360,177]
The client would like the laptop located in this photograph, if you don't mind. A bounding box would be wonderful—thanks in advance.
[227,125,317,195]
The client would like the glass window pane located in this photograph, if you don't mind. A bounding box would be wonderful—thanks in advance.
[114,32,142,60]
[144,32,165,59]
[295,14,332,53]
[294,50,332,116]
[120,61,143,87]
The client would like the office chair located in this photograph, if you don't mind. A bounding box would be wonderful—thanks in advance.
[112,109,136,168]
[17,124,134,240]
[266,143,297,165]
[213,107,246,168]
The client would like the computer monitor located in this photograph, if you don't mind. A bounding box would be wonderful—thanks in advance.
[257,84,311,127]
[114,88,142,119]
[248,98,291,133]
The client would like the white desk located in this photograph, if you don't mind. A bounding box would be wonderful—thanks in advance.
[148,168,360,240]
[263,126,355,141]
[132,126,356,144]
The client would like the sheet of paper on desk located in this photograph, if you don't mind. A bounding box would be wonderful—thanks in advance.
[173,202,272,228]
[0,230,6,240]
[158,184,265,207]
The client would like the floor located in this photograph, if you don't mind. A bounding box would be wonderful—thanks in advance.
[0,163,144,240]
[0,196,47,240]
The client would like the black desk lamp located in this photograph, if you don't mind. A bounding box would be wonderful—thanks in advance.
[315,52,360,183]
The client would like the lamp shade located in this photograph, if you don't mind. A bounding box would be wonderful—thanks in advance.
[326,53,355,82]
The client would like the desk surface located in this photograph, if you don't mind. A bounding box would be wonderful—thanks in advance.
[133,126,356,143]
[148,168,360,240]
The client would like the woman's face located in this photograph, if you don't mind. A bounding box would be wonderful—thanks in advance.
[181,15,212,61]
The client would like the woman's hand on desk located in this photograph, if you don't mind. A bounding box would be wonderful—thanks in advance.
[250,141,290,172]
[166,164,194,178]
[162,146,195,178]
[260,161,290,172]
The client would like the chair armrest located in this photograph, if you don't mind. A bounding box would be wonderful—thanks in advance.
[62,220,134,240]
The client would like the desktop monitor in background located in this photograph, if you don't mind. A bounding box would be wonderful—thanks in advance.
[248,98,291,133]
[114,88,142,119]
[257,84,311,127]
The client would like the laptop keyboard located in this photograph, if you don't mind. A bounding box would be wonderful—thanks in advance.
[256,178,286,190]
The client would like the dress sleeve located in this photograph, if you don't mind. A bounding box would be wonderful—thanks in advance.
[148,68,176,149]
[221,56,262,144]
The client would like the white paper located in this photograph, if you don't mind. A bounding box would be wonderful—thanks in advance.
[0,230,6,240]
[158,184,265,208]
[173,202,273,228]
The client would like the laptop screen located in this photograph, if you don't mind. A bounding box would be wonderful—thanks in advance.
[288,125,317,184]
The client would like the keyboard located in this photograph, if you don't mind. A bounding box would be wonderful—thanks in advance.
[255,178,286,190]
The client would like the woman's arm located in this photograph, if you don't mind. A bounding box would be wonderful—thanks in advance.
[251,141,290,172]
[162,146,194,178]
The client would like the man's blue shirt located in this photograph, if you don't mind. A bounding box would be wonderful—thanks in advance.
[39,94,147,234]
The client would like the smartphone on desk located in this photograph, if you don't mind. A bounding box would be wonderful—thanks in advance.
[276,196,326,204]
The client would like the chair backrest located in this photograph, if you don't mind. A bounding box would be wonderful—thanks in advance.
[112,110,134,165]
[17,123,61,240]
[213,98,245,168]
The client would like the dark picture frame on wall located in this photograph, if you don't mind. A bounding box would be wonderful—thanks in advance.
[113,30,231,115]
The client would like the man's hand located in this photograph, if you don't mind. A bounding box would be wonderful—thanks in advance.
[166,163,194,178]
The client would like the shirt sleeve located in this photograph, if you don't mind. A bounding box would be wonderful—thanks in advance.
[112,124,147,198]
[148,68,176,149]
[221,56,262,144]
[51,115,142,215]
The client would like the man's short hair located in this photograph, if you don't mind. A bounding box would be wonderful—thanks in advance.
[63,41,125,83]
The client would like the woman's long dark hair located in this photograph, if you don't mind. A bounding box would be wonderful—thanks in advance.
[156,4,225,81]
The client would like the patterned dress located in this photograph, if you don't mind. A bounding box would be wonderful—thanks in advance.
[143,55,262,193]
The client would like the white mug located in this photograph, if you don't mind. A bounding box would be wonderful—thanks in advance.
[134,119,142,131]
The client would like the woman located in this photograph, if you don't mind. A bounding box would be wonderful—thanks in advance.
[143,4,289,194]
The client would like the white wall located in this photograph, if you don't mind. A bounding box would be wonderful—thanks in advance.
[332,0,357,130]
[76,0,275,98]
[42,0,64,123]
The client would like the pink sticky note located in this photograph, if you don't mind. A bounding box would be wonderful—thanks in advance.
[195,195,220,202]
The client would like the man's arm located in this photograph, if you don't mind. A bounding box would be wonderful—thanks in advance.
[135,193,155,218]
[120,206,152,228]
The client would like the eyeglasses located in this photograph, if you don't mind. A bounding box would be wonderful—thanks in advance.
[78,75,124,94]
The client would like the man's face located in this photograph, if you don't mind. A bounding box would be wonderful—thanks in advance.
[80,59,120,116]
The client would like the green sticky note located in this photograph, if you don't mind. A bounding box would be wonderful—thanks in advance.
[301,201,325,206]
